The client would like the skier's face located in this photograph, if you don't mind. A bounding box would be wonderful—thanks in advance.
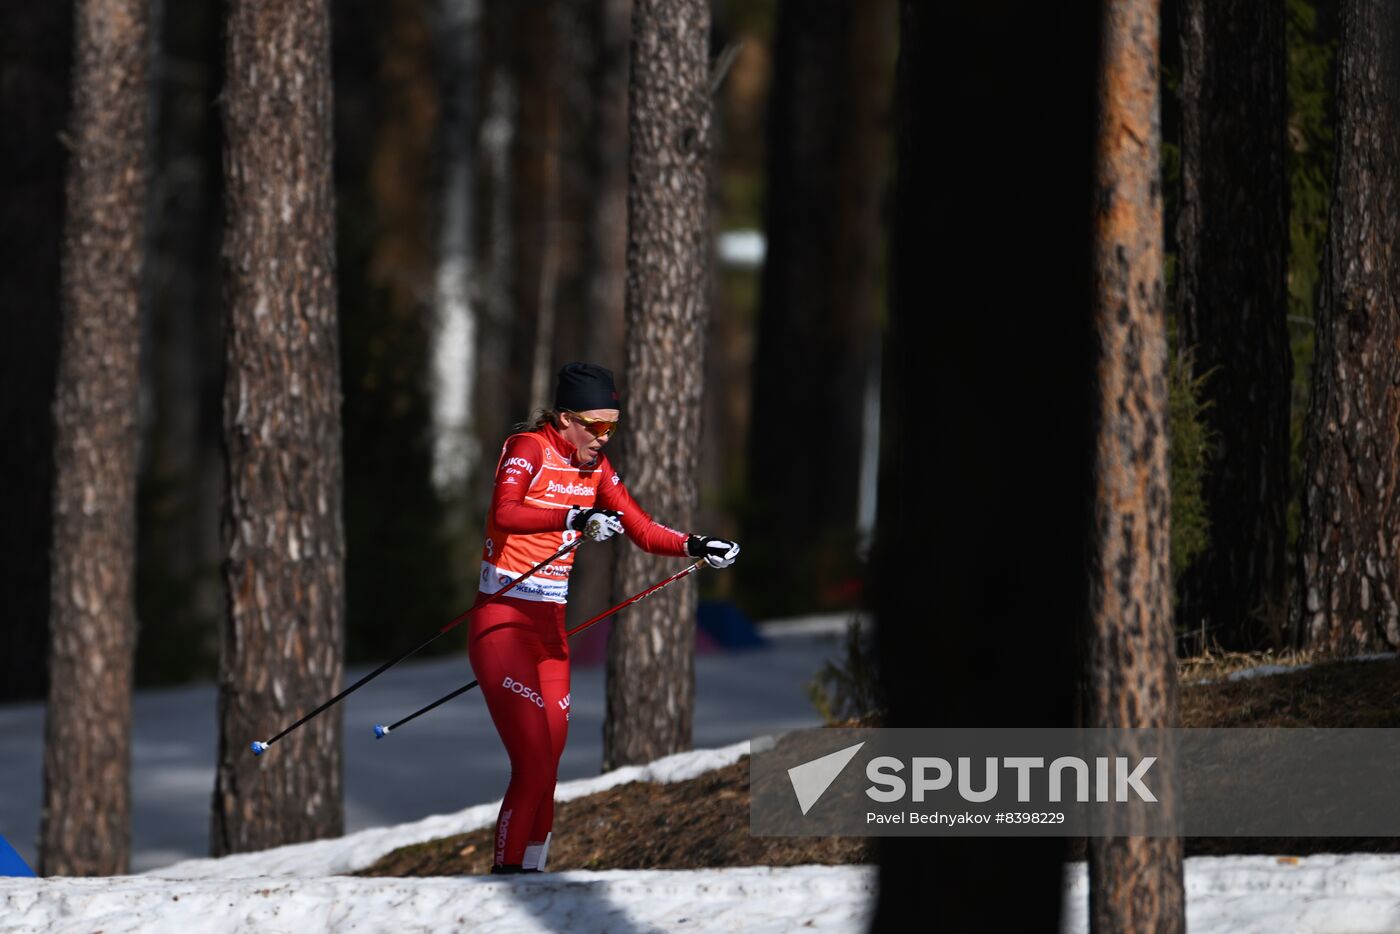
[559,408,619,463]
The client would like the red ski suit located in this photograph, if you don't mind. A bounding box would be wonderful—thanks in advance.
[468,421,688,866]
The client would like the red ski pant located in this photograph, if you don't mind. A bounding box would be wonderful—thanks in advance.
[467,596,571,867]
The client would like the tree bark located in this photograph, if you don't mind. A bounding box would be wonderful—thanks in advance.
[40,0,151,877]
[137,0,225,686]
[0,0,71,702]
[557,0,631,642]
[872,2,1098,928]
[1292,0,1400,654]
[1086,0,1185,930]
[603,0,712,772]
[742,0,894,617]
[470,0,558,507]
[1175,0,1291,650]
[212,0,345,855]
[338,0,456,665]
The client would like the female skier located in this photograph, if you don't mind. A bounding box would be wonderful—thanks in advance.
[470,362,740,874]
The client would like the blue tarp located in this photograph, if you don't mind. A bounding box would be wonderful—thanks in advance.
[0,834,34,877]
[697,600,769,649]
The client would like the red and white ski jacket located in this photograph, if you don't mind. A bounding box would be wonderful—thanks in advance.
[478,422,689,604]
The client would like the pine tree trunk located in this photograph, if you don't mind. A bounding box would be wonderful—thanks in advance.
[339,0,455,665]
[603,0,712,772]
[872,2,1097,927]
[1293,0,1400,654]
[212,0,345,855]
[742,0,894,617]
[471,0,515,512]
[1175,0,1291,650]
[471,0,556,512]
[1086,0,1185,929]
[514,0,562,412]
[557,0,631,642]
[40,0,151,877]
[137,0,225,685]
[0,0,71,703]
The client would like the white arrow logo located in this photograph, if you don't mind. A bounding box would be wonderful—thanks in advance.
[788,742,866,815]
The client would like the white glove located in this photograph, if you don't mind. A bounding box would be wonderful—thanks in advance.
[567,506,624,542]
[687,535,740,569]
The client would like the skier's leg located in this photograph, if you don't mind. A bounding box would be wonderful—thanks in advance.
[469,605,555,869]
[524,647,570,871]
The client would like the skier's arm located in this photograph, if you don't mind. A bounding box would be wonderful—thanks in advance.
[594,462,690,557]
[490,436,570,534]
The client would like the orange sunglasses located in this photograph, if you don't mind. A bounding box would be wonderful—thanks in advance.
[564,410,618,438]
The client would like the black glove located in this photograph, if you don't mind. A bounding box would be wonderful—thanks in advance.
[567,506,624,541]
[687,534,740,568]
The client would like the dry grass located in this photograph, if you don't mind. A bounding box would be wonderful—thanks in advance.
[1176,646,1320,685]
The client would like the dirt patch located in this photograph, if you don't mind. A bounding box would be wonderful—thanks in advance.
[1179,654,1400,727]
[357,658,1400,876]
[357,757,871,877]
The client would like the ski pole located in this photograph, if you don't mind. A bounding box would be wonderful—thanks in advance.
[372,559,707,739]
[250,536,587,756]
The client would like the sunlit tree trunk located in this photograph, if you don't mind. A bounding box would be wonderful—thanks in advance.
[40,0,151,877]
[1086,0,1185,930]
[1292,0,1400,655]
[212,0,345,855]
[603,0,712,771]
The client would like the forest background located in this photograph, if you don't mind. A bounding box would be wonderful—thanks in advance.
[0,0,1342,697]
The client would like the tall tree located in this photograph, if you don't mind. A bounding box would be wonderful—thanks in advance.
[551,0,629,371]
[741,0,895,618]
[603,0,712,771]
[1175,0,1291,649]
[335,0,457,664]
[1293,0,1400,654]
[40,0,151,876]
[136,0,225,686]
[212,0,345,855]
[554,0,632,640]
[873,2,1098,928]
[0,0,71,702]
[471,0,561,511]
[1086,0,1185,929]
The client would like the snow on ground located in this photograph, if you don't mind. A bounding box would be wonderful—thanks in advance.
[7,629,1400,931]
[8,854,1400,934]
[145,742,753,881]
[1,867,877,934]
[1062,854,1400,934]
[0,620,844,872]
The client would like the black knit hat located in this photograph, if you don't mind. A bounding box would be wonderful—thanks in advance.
[554,362,621,412]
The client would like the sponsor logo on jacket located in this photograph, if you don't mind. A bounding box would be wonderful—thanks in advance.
[547,480,594,497]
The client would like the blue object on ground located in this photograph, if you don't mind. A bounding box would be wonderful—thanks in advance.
[0,834,35,877]
[697,600,769,649]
